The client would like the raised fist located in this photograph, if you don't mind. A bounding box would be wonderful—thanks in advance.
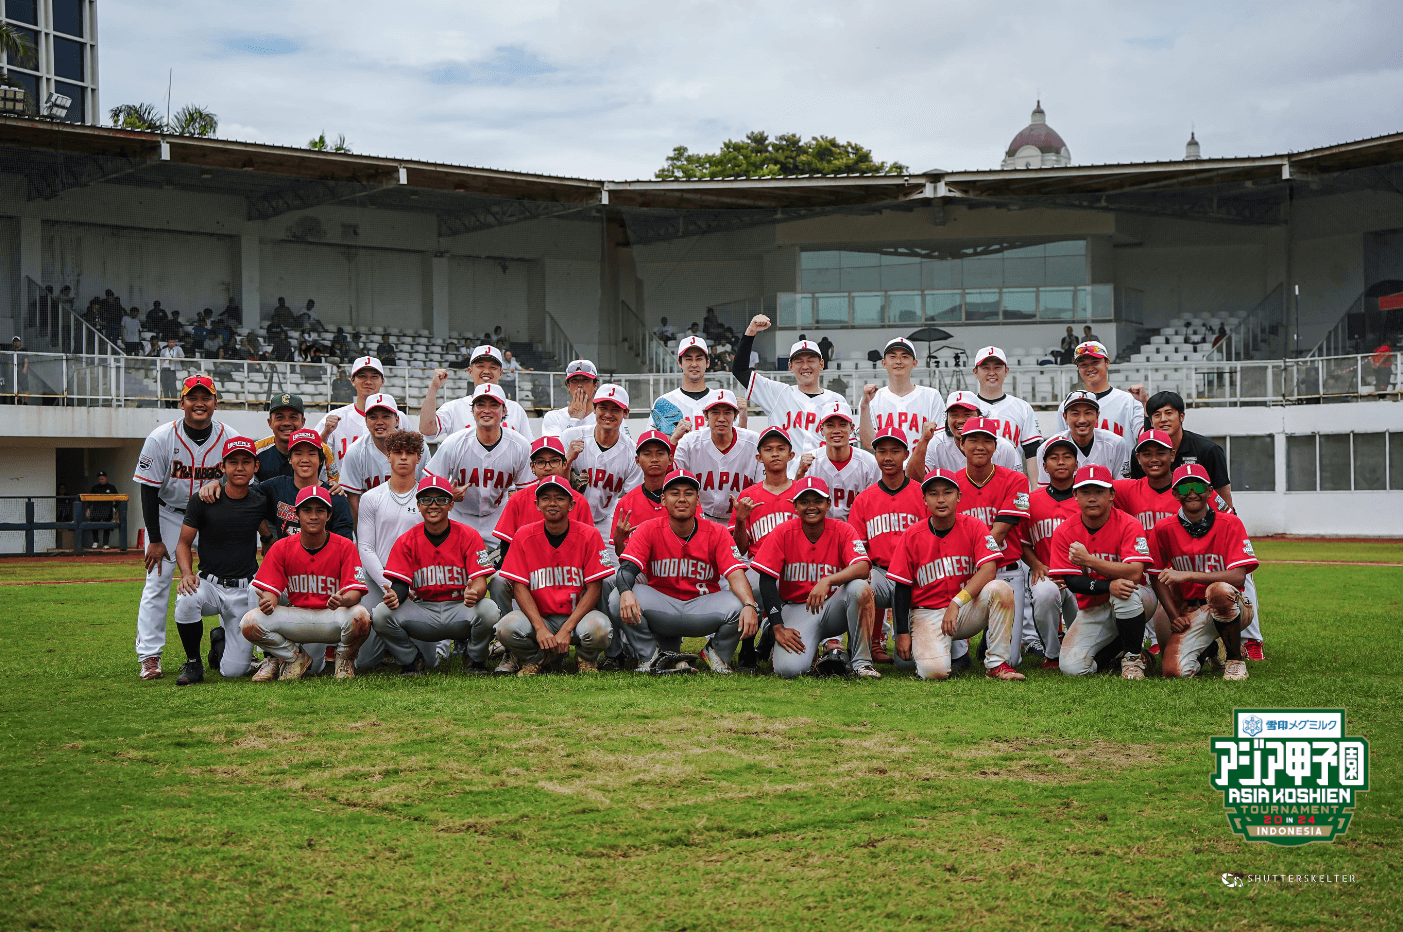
[432,369,451,388]
[746,315,772,336]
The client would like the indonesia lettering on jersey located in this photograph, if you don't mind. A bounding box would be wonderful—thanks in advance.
[253,532,367,610]
[1112,478,1230,531]
[1146,511,1259,602]
[1046,509,1152,610]
[1036,430,1131,484]
[744,372,844,456]
[314,403,414,470]
[494,479,594,542]
[338,434,427,494]
[426,427,533,521]
[383,521,494,601]
[846,478,926,569]
[541,407,593,437]
[674,426,761,519]
[956,465,1031,565]
[619,515,746,601]
[867,386,944,438]
[925,431,1023,473]
[1025,486,1081,566]
[561,425,643,525]
[803,445,879,521]
[429,394,535,443]
[497,519,613,615]
[728,482,796,556]
[886,514,1002,609]
[751,517,868,604]
[134,420,232,511]
[651,388,709,434]
[1059,387,1144,441]
[979,393,1043,450]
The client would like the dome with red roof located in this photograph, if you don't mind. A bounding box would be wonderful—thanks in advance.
[1001,101,1071,169]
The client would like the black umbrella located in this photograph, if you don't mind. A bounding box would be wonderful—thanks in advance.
[905,326,953,365]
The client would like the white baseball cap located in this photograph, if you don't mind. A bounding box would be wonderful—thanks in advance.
[973,346,1007,367]
[364,392,399,416]
[883,337,917,357]
[818,400,855,425]
[676,335,709,358]
[593,382,630,411]
[350,355,385,377]
[565,359,599,380]
[788,339,823,359]
[470,345,505,365]
[471,383,507,405]
[702,388,740,412]
[945,390,985,413]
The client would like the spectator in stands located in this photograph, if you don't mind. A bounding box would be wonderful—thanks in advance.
[270,330,294,363]
[202,329,224,360]
[654,316,676,345]
[86,470,117,550]
[3,337,28,404]
[331,368,355,404]
[161,310,184,343]
[158,337,184,408]
[703,307,722,340]
[1082,324,1103,347]
[219,297,241,326]
[100,291,124,331]
[270,297,296,330]
[298,299,322,329]
[121,308,142,355]
[56,285,74,315]
[1213,324,1228,349]
[1058,326,1077,364]
[817,335,835,363]
[83,298,102,329]
[348,332,366,357]
[191,314,210,347]
[145,336,162,357]
[330,327,349,359]
[240,332,263,360]
[493,325,509,349]
[376,334,397,367]
[1372,341,1395,394]
[144,300,168,332]
[501,349,523,399]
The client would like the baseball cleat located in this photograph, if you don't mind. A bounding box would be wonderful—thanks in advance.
[1243,639,1265,662]
[175,660,204,686]
[281,647,314,682]
[735,642,758,674]
[334,650,358,679]
[1223,659,1249,681]
[207,627,225,671]
[464,657,489,675]
[576,655,600,674]
[701,641,733,674]
[516,659,549,677]
[1120,652,1148,681]
[986,662,1026,681]
[852,662,882,679]
[399,653,426,677]
[636,649,699,675]
[139,657,163,680]
[870,638,892,664]
[950,653,973,674]
[1040,657,1060,670]
[251,656,280,682]
[493,653,520,676]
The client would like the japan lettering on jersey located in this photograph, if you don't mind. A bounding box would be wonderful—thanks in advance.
[956,465,1031,564]
[1112,478,1231,531]
[497,519,613,615]
[651,388,708,434]
[803,445,879,521]
[744,371,844,456]
[925,431,1024,473]
[383,521,494,601]
[430,394,535,443]
[337,434,427,494]
[728,482,796,556]
[886,514,1002,609]
[1046,509,1153,610]
[674,426,761,520]
[1025,486,1080,567]
[315,404,414,470]
[751,517,868,604]
[494,479,594,543]
[1059,387,1144,441]
[868,386,944,438]
[1146,511,1258,602]
[980,394,1043,450]
[620,515,747,601]
[426,427,533,521]
[846,479,926,569]
[1036,430,1131,485]
[134,419,233,511]
[562,425,643,524]
[253,532,367,610]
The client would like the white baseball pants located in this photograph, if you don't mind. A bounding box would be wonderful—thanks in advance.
[609,585,744,662]
[371,597,499,665]
[1160,584,1255,678]
[1059,585,1159,676]
[496,610,612,667]
[897,580,1016,680]
[134,506,190,661]
[173,577,257,677]
[1029,579,1078,662]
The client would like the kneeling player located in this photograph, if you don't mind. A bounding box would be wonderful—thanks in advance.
[495,477,614,675]
[886,469,1021,680]
[373,476,501,675]
[241,487,371,681]
[1147,465,1258,681]
[1049,465,1158,680]
[750,478,877,679]
[1021,436,1082,670]
[612,469,760,673]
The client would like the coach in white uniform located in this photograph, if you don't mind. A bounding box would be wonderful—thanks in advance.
[562,383,642,552]
[731,315,844,458]
[908,391,1022,479]
[314,356,412,475]
[797,400,879,522]
[1037,391,1132,484]
[858,337,944,450]
[338,393,426,519]
[425,383,533,539]
[673,389,760,524]
[1060,340,1144,443]
[132,375,232,680]
[541,359,599,436]
[971,346,1043,478]
[652,335,715,436]
[421,345,534,443]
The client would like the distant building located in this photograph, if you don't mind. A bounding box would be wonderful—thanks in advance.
[1001,101,1071,169]
[1,1,98,124]
[1185,131,1202,160]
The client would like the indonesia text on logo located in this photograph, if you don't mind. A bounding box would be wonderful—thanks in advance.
[1211,709,1369,846]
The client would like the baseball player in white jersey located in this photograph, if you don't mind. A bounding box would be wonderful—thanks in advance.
[314,356,413,474]
[132,375,232,680]
[420,345,534,443]
[908,392,1022,480]
[541,359,599,436]
[858,337,944,450]
[652,335,715,436]
[425,383,533,539]
[731,315,844,458]
[972,346,1043,478]
[1061,341,1144,442]
[338,393,426,520]
[562,383,643,553]
[796,401,879,522]
[673,389,761,523]
[1037,391,1132,484]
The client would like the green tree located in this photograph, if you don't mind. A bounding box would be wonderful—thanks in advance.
[655,131,908,180]
[308,132,351,153]
[168,104,218,137]
[0,23,37,114]
[109,102,165,131]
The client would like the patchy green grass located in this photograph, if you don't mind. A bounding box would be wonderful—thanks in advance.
[0,547,1398,931]
[1255,538,1403,564]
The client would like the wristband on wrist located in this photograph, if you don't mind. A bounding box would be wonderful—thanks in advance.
[952,589,972,608]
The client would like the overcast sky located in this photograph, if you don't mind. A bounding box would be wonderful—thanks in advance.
[99,1,1403,180]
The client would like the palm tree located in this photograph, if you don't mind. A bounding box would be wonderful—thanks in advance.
[109,102,164,131]
[0,22,37,76]
[308,132,351,153]
[168,104,218,137]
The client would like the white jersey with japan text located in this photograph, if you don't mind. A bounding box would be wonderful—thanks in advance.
[674,426,762,521]
[1059,386,1143,443]
[979,392,1043,452]
[562,425,643,528]
[1036,429,1132,484]
[651,387,711,435]
[866,385,944,441]
[338,434,427,494]
[426,427,533,522]
[133,419,233,512]
[925,431,1024,473]
[314,403,414,473]
[743,371,844,458]
[429,394,534,444]
[802,445,879,521]
[541,407,594,437]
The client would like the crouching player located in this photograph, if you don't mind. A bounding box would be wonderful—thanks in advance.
[495,477,614,675]
[372,476,501,675]
[1147,465,1258,682]
[1050,465,1158,680]
[886,469,1022,681]
[1021,436,1082,670]
[750,478,877,679]
[241,486,371,681]
[612,469,760,673]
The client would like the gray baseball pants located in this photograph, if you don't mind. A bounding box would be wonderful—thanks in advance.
[771,579,872,679]
[608,584,743,661]
[371,597,500,666]
[496,609,612,667]
[173,578,257,677]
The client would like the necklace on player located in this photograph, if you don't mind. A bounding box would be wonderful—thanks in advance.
[388,485,415,508]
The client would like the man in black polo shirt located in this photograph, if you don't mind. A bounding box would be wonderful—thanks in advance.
[1128,392,1231,506]
[86,470,118,549]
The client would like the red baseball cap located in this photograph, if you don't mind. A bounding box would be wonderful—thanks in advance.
[920,468,961,491]
[789,477,831,500]
[180,374,217,397]
[634,429,675,453]
[757,425,792,448]
[288,428,323,454]
[534,475,574,498]
[661,468,700,491]
[1172,463,1212,488]
[221,436,256,460]
[415,475,454,498]
[960,417,999,439]
[530,435,566,458]
[1073,464,1115,489]
[1136,429,1174,451]
[294,485,333,510]
[872,426,910,449]
[1041,434,1079,460]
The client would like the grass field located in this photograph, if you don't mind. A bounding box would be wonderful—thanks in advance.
[0,543,1398,931]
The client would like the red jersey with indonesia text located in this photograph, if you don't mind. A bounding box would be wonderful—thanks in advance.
[885,514,1002,609]
[619,516,747,601]
[846,478,926,569]
[751,518,869,604]
[1025,485,1080,566]
[956,464,1030,565]
[497,519,613,615]
[493,480,594,543]
[1113,478,1230,532]
[729,481,796,556]
[1046,510,1152,610]
[1147,511,1259,602]
[253,532,367,609]
[383,521,494,601]
[610,484,669,546]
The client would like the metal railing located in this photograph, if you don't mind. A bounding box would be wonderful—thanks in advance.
[1206,284,1285,361]
[23,276,124,358]
[620,299,680,374]
[542,310,580,371]
[0,495,129,555]
[1307,290,1365,359]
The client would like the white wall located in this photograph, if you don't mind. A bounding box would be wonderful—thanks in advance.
[775,322,1118,368]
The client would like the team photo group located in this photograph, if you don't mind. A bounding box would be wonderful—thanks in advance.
[132,312,1265,687]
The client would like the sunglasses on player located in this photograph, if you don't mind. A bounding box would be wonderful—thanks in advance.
[1174,481,1210,496]
[418,495,453,507]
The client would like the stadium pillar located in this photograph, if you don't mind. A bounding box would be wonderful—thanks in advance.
[19,216,41,287]
[431,254,449,338]
[239,234,260,331]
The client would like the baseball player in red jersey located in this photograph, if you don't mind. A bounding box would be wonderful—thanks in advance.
[241,486,371,681]
[751,478,878,679]
[886,469,1022,681]
[728,425,796,672]
[1021,436,1082,669]
[673,389,760,524]
[796,400,879,522]
[846,426,926,664]
[495,477,614,675]
[372,476,500,675]
[611,430,675,554]
[612,469,760,673]
[1048,465,1159,680]
[1147,465,1258,681]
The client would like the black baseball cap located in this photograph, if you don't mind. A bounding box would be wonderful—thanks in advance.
[268,392,304,414]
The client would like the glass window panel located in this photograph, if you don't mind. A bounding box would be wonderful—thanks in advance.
[802,268,840,292]
[1001,244,1046,258]
[851,293,885,326]
[1286,435,1317,491]
[6,25,38,69]
[53,37,85,81]
[887,292,922,324]
[1045,256,1087,286]
[54,81,84,123]
[1392,433,1403,490]
[1045,240,1086,256]
[924,290,962,322]
[776,293,799,328]
[6,71,36,114]
[801,251,840,269]
[1001,288,1038,321]
[6,0,38,25]
[796,294,813,327]
[840,251,880,267]
[1229,436,1275,491]
[881,261,921,291]
[963,256,1002,288]
[52,0,84,36]
[1003,257,1045,287]
[1086,284,1114,319]
[922,258,961,290]
[1353,433,1387,490]
[814,293,849,326]
[1318,434,1352,491]
[1041,287,1074,320]
[965,289,1000,321]
[840,266,881,291]
[880,253,921,266]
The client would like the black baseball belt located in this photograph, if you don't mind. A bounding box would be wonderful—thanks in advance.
[200,572,252,588]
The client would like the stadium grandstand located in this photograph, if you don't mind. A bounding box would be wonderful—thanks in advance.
[0,116,1400,545]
